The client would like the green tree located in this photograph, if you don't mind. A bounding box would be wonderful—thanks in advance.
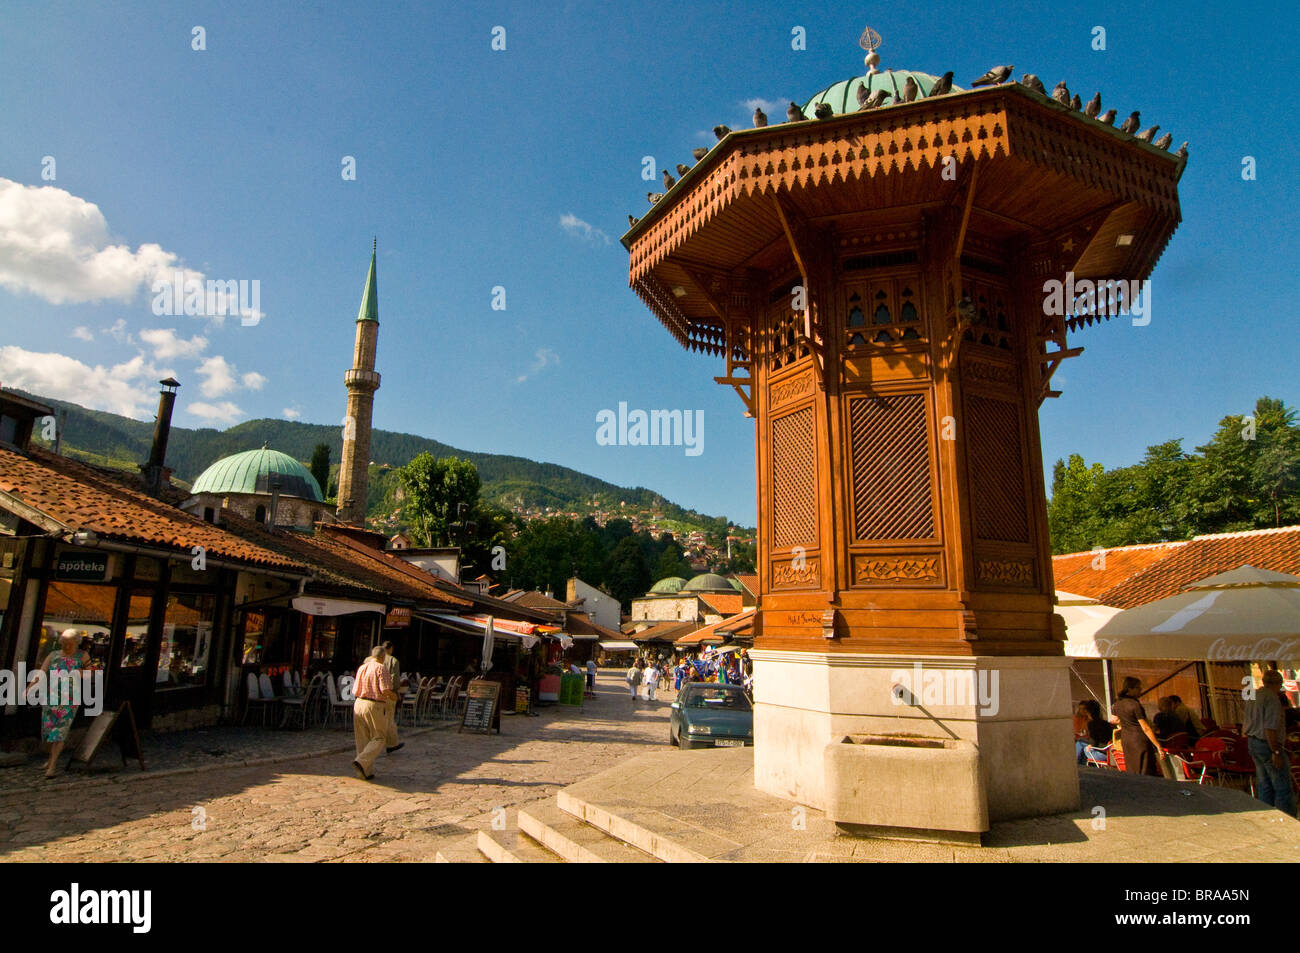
[606,535,652,610]
[309,443,331,500]
[654,535,692,580]
[397,454,482,546]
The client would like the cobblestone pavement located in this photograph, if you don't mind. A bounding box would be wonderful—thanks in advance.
[0,672,677,861]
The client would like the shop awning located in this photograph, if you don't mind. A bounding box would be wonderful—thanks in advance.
[292,596,386,617]
[598,640,638,651]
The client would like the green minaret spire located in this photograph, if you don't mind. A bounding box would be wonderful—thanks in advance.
[356,238,378,323]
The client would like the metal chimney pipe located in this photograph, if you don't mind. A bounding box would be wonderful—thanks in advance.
[143,378,180,496]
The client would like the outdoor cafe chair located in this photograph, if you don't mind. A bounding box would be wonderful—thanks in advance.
[1166,752,1208,784]
[242,672,277,727]
[281,672,324,730]
[1082,744,1112,768]
[400,677,429,726]
[1161,732,1192,753]
[429,676,454,719]
[281,670,303,699]
[325,673,355,728]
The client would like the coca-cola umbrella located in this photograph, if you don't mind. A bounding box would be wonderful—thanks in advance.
[1091,565,1300,663]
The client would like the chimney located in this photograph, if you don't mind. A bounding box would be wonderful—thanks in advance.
[142,378,180,497]
[267,474,282,529]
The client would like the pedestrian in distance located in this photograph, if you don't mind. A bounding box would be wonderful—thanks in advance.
[1243,669,1296,817]
[644,659,660,702]
[585,657,597,695]
[351,645,398,781]
[31,629,90,779]
[626,659,643,703]
[381,641,403,754]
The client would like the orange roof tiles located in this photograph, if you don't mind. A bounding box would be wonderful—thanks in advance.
[698,592,744,616]
[0,447,303,573]
[676,608,756,645]
[1052,541,1185,602]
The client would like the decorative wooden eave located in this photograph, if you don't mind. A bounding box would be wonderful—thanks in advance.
[625,83,1183,354]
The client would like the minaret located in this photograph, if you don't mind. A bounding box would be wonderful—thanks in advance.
[337,240,381,524]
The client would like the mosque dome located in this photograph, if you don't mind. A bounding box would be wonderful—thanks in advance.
[680,572,737,594]
[648,576,688,595]
[190,447,323,502]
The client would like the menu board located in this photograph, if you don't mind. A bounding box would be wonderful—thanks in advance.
[514,687,530,714]
[71,701,145,771]
[459,679,501,734]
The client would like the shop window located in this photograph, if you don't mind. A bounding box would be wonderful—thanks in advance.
[156,592,215,691]
[121,589,153,671]
[310,617,338,670]
[38,580,118,670]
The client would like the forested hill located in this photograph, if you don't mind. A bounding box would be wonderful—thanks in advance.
[14,389,736,527]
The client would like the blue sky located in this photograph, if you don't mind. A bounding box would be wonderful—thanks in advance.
[0,0,1295,528]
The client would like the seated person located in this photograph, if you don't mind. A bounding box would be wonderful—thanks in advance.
[1076,700,1113,762]
[1168,694,1204,739]
[1152,696,1183,740]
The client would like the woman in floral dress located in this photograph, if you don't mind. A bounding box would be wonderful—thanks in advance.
[33,630,89,778]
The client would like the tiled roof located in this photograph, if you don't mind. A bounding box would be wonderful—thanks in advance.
[734,574,759,595]
[0,446,304,573]
[676,608,755,645]
[698,592,744,616]
[630,621,696,643]
[1052,541,1185,602]
[563,611,623,641]
[507,590,570,611]
[1099,525,1300,608]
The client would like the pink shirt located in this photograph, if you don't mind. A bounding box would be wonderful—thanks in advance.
[354,659,393,702]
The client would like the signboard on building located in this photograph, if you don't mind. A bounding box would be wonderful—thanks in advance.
[459,678,501,734]
[55,551,108,581]
[385,606,411,628]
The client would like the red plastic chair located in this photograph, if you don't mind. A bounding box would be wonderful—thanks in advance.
[1083,744,1112,768]
[1166,752,1209,784]
[1111,747,1126,772]
[1162,732,1192,753]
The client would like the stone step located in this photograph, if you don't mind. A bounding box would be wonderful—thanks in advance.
[476,828,564,863]
[434,832,489,863]
[557,788,713,863]
[517,801,661,863]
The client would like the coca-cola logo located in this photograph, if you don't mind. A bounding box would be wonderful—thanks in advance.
[1206,638,1300,662]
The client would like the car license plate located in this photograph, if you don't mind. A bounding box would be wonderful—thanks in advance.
[715,739,744,747]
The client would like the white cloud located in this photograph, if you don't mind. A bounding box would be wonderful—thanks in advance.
[0,345,171,417]
[138,327,208,360]
[282,407,302,420]
[559,213,610,246]
[241,371,266,390]
[105,318,129,343]
[196,355,237,397]
[187,401,244,425]
[516,346,560,383]
[71,326,93,342]
[741,97,786,116]
[0,177,259,325]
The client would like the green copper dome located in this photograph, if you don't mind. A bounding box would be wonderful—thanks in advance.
[191,447,323,502]
[802,69,961,117]
[681,572,736,594]
[649,576,687,595]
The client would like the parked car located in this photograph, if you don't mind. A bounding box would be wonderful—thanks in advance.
[669,683,753,749]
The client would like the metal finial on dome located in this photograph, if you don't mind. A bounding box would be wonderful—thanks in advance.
[858,25,882,74]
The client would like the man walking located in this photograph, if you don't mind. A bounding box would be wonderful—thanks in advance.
[351,646,397,780]
[626,659,642,704]
[644,658,660,702]
[1243,669,1295,816]
[585,656,597,695]
[381,640,403,753]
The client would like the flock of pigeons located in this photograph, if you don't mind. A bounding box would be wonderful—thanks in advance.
[630,65,1186,228]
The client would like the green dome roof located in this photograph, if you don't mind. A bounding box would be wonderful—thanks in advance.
[649,576,687,595]
[191,447,323,502]
[681,572,736,594]
[802,70,961,117]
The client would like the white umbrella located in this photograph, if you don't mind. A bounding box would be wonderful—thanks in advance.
[1056,590,1125,658]
[480,615,495,673]
[1093,565,1300,662]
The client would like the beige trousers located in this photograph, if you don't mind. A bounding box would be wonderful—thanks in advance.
[353,698,387,776]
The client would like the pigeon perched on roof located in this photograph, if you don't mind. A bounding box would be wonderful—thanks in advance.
[903,76,919,102]
[1119,111,1140,134]
[1084,92,1101,118]
[753,106,767,127]
[1070,93,1082,111]
[814,102,834,119]
[713,125,731,140]
[1021,74,1046,95]
[787,101,807,122]
[859,88,889,110]
[1175,141,1188,160]
[676,163,691,176]
[1152,132,1173,150]
[970,64,1013,87]
[662,169,676,188]
[1052,81,1071,106]
[647,192,664,205]
[1136,125,1159,142]
[692,147,708,162]
[628,215,638,227]
[1098,108,1117,126]
[928,71,954,97]
[856,82,872,107]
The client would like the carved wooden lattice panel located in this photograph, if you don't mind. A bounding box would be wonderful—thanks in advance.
[848,393,935,540]
[967,395,1030,542]
[771,406,818,549]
